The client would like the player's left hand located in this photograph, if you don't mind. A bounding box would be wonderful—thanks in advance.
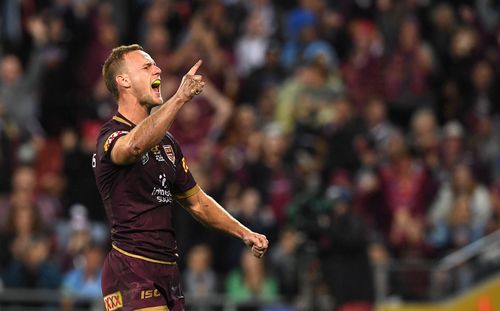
[243,232,269,258]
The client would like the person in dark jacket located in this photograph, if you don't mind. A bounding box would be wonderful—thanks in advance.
[318,188,375,311]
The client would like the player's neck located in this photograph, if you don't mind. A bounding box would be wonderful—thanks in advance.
[117,97,151,125]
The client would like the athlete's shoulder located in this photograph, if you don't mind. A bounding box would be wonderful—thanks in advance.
[96,116,133,158]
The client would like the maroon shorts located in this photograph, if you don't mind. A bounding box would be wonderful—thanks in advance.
[101,246,185,311]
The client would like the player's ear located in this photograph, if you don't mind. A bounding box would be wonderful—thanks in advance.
[116,73,131,89]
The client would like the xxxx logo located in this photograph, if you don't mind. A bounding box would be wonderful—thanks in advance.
[103,291,123,311]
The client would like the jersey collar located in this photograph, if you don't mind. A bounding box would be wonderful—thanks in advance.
[112,112,135,127]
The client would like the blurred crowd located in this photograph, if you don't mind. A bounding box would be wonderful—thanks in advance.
[1,0,500,310]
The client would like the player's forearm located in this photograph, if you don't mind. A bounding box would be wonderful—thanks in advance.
[124,95,185,157]
[185,191,252,240]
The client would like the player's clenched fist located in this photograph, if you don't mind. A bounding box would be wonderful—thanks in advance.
[243,232,269,258]
[175,60,205,102]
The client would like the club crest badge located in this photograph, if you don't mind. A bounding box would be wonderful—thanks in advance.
[163,145,175,164]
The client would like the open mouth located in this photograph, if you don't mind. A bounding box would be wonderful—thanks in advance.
[151,79,161,93]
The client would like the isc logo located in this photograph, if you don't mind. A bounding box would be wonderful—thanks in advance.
[141,289,161,299]
[103,291,123,311]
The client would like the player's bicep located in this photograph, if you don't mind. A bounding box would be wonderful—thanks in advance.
[110,134,141,165]
[101,130,137,165]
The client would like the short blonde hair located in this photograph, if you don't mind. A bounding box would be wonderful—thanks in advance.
[102,44,144,99]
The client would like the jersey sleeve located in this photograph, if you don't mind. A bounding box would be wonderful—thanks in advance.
[98,128,129,162]
[169,135,200,200]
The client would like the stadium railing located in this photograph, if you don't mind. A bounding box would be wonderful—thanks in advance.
[1,229,500,311]
[375,229,500,303]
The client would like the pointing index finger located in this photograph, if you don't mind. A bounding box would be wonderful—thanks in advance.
[187,60,202,75]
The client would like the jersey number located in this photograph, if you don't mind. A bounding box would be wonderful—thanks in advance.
[92,153,97,168]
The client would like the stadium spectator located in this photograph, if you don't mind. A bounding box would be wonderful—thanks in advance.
[60,243,104,310]
[439,121,473,181]
[0,188,45,272]
[353,138,385,231]
[317,190,374,311]
[378,132,432,256]
[225,249,278,303]
[197,0,239,49]
[56,204,107,272]
[244,124,293,225]
[137,0,183,48]
[170,80,232,163]
[173,14,238,98]
[385,17,433,128]
[446,26,480,94]
[2,235,61,289]
[410,108,440,165]
[323,97,364,179]
[35,171,64,227]
[437,79,464,123]
[235,11,270,77]
[281,2,318,70]
[428,163,491,239]
[0,166,41,228]
[429,3,457,70]
[485,185,500,234]
[429,194,484,252]
[0,16,48,139]
[244,0,277,39]
[362,96,395,152]
[221,104,260,167]
[465,60,499,131]
[270,228,301,302]
[143,25,172,74]
[0,96,14,193]
[471,114,500,184]
[341,20,384,112]
[239,43,287,105]
[224,187,276,270]
[183,244,217,310]
[275,53,342,134]
[409,109,442,197]
[80,21,118,97]
[374,0,406,52]
[61,122,104,220]
[38,12,80,135]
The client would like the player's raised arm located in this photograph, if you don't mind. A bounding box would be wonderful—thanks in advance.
[111,60,204,165]
[177,189,269,258]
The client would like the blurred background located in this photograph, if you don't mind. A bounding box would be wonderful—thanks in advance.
[1,0,500,310]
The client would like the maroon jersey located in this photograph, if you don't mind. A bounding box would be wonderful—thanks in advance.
[93,113,199,263]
